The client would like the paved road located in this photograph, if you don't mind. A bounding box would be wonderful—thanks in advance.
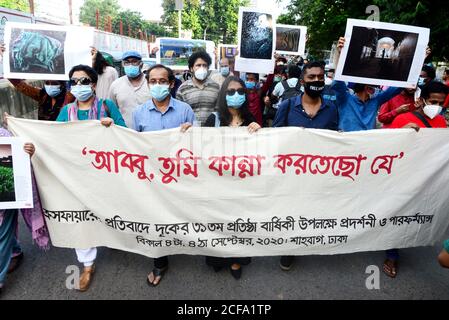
[1,219,449,300]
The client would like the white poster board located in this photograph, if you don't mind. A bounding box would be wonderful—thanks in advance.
[156,37,216,71]
[235,7,275,74]
[275,24,307,56]
[335,19,430,88]
[0,137,33,210]
[3,22,94,80]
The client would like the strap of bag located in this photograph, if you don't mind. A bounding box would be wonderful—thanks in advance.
[412,111,432,128]
[212,112,220,127]
[284,98,292,126]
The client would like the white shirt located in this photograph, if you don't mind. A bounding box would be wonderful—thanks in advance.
[108,75,151,128]
[96,66,118,100]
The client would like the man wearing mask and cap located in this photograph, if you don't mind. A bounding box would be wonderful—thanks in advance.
[176,51,220,126]
[272,61,339,271]
[108,50,151,127]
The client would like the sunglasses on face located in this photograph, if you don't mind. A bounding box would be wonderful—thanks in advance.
[226,88,246,96]
[69,77,92,86]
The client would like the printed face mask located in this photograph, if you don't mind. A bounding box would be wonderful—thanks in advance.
[304,81,325,98]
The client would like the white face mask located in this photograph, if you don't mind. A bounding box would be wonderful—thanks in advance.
[194,68,208,81]
[423,101,443,119]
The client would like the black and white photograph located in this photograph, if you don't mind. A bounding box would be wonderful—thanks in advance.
[335,19,430,87]
[9,28,66,75]
[240,11,273,60]
[3,22,94,80]
[275,24,307,56]
[235,7,275,74]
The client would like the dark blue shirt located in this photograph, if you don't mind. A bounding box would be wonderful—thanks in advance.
[272,94,339,130]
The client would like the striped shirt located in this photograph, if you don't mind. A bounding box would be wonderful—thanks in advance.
[176,77,220,126]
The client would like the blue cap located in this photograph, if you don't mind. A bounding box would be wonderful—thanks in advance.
[122,50,142,60]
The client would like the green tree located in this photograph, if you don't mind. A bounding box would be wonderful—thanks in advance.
[201,0,249,44]
[79,0,120,30]
[162,0,249,44]
[0,0,29,12]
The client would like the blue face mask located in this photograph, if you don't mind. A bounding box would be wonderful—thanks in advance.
[124,65,141,78]
[418,77,426,87]
[245,81,256,90]
[150,84,170,102]
[220,67,230,77]
[226,92,246,109]
[44,85,61,97]
[71,85,94,102]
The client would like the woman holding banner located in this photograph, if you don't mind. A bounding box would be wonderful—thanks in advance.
[56,64,126,291]
[204,76,261,279]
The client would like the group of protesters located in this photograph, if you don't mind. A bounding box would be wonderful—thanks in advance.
[0,32,449,294]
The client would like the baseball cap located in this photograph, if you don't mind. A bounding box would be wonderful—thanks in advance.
[122,50,142,60]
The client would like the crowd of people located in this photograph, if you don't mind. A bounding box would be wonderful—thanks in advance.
[0,34,449,294]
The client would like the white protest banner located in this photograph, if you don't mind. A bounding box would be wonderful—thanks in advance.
[275,24,307,56]
[7,117,449,258]
[3,22,94,80]
[0,137,33,209]
[235,7,275,74]
[335,19,430,88]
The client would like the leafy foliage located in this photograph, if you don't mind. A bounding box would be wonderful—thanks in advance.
[0,0,29,12]
[0,166,14,194]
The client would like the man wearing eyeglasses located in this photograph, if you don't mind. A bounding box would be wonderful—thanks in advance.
[133,64,195,287]
[108,51,151,128]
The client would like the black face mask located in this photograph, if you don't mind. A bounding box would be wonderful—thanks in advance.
[304,81,325,98]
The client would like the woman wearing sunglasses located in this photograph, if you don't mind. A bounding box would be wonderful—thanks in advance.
[56,64,126,127]
[204,76,261,279]
[56,64,126,292]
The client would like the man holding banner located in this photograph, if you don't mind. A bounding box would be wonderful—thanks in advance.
[133,63,195,286]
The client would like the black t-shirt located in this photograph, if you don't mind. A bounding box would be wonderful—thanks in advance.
[204,112,256,127]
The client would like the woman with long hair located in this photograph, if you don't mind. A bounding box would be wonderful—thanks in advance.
[204,76,261,279]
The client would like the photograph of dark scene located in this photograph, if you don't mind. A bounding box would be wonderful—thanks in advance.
[0,144,16,202]
[9,28,66,75]
[276,27,300,52]
[240,12,273,60]
[342,27,419,81]
[221,46,238,71]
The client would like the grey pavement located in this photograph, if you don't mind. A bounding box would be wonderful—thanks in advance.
[1,218,449,300]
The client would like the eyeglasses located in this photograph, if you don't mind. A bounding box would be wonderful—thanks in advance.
[69,77,92,86]
[226,88,246,96]
[149,79,170,85]
[123,60,141,66]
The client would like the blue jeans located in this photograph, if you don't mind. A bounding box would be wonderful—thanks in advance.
[0,210,22,285]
